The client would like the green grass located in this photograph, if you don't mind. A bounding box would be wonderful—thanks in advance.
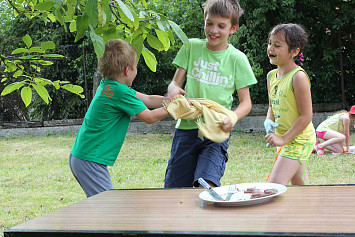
[1,132,355,236]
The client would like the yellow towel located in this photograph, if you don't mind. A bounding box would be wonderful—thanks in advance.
[165,94,238,143]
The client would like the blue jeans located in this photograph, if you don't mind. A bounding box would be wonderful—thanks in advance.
[164,129,229,188]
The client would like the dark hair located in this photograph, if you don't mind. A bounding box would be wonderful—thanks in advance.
[203,0,243,26]
[268,23,308,66]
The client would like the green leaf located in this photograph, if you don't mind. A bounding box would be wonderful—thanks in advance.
[142,46,157,72]
[67,0,76,19]
[62,84,85,98]
[102,27,118,42]
[131,35,144,60]
[31,65,41,72]
[155,29,170,51]
[5,62,17,72]
[1,81,26,96]
[147,34,164,51]
[104,1,112,25]
[41,41,56,50]
[22,35,32,48]
[37,60,54,65]
[116,0,134,23]
[29,47,45,53]
[156,19,168,32]
[34,1,55,10]
[84,0,98,28]
[168,20,189,47]
[12,48,30,54]
[32,83,51,104]
[69,21,76,32]
[54,8,65,28]
[62,84,84,94]
[42,54,64,58]
[13,70,23,78]
[90,30,105,58]
[75,14,89,42]
[21,86,32,107]
[168,30,175,45]
[53,81,60,89]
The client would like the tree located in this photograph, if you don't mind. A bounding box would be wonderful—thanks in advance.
[1,0,189,109]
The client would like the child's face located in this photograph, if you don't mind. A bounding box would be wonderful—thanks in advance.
[267,33,293,66]
[204,14,238,51]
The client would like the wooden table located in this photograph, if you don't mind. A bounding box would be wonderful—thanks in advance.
[5,185,355,236]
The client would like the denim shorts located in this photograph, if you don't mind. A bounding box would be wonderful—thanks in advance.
[164,129,229,188]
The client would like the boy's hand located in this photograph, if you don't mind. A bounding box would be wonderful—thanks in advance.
[167,87,186,100]
[220,117,234,132]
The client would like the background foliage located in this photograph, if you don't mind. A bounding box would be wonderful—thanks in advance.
[1,0,354,121]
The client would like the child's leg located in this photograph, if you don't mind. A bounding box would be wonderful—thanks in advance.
[290,163,309,185]
[267,156,302,185]
[319,130,345,153]
[69,154,113,197]
[164,129,200,188]
[194,138,229,187]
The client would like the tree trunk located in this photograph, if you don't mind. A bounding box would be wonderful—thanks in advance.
[93,65,102,97]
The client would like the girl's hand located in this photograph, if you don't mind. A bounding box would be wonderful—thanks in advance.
[220,117,234,132]
[265,133,287,147]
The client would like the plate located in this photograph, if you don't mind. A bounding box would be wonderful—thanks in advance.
[199,183,287,206]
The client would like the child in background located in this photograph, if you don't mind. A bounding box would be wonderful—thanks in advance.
[164,0,257,188]
[314,105,355,155]
[69,39,169,198]
[264,23,316,185]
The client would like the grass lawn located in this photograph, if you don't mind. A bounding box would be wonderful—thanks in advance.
[1,132,355,236]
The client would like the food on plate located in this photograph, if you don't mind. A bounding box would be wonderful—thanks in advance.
[244,187,278,199]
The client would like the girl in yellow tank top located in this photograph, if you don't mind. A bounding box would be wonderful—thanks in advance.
[264,24,316,185]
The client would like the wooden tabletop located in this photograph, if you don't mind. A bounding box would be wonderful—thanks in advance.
[5,185,355,236]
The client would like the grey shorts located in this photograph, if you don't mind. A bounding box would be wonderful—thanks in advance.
[69,154,113,198]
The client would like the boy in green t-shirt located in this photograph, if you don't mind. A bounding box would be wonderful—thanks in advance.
[70,39,169,197]
[164,0,257,188]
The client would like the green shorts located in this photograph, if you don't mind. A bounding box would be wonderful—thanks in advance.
[279,135,316,163]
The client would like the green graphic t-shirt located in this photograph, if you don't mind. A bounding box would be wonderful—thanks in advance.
[173,38,257,129]
[71,79,147,166]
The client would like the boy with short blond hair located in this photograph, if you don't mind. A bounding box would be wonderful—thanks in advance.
[164,0,257,188]
[70,39,169,197]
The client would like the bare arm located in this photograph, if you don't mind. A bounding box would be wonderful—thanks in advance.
[135,108,169,124]
[220,86,252,132]
[266,70,275,121]
[167,67,187,99]
[135,92,166,108]
[233,87,252,120]
[340,115,350,151]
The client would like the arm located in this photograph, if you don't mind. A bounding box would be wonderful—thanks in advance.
[135,107,169,124]
[167,67,187,99]
[340,115,350,152]
[220,86,252,132]
[135,92,166,108]
[265,70,275,121]
[266,71,313,146]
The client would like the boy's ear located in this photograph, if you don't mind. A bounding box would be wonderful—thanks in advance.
[230,24,239,34]
[124,66,130,76]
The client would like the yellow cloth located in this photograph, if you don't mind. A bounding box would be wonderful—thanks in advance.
[165,94,238,143]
